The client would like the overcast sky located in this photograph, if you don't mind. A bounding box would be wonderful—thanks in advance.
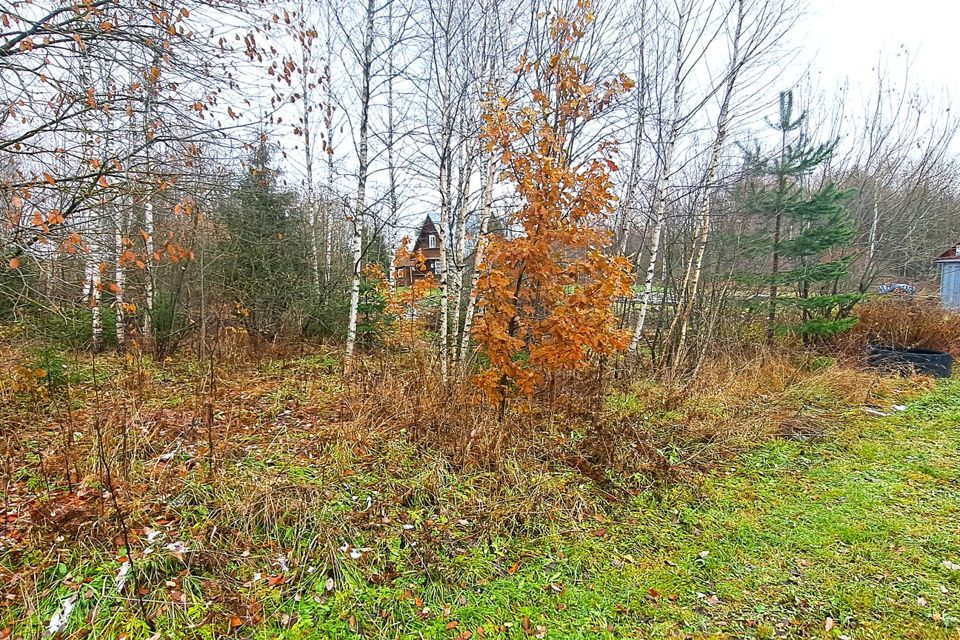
[806,0,957,95]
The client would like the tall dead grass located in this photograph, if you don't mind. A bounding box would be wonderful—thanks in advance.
[841,295,960,356]
[1,326,935,636]
[334,342,931,498]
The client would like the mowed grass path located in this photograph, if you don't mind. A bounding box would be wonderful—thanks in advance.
[8,378,960,639]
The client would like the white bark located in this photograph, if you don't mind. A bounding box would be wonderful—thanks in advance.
[434,0,456,383]
[386,0,399,293]
[82,260,94,301]
[323,0,336,285]
[345,211,363,369]
[862,180,881,289]
[672,0,745,361]
[459,155,495,363]
[344,0,375,372]
[437,157,452,382]
[629,133,675,355]
[450,145,474,356]
[115,206,125,350]
[90,247,102,350]
[143,199,154,344]
[302,38,320,291]
[628,1,687,357]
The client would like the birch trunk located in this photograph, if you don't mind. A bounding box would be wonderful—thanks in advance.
[143,199,155,344]
[142,42,159,349]
[344,0,375,373]
[386,0,398,293]
[90,243,102,351]
[628,132,675,355]
[671,0,744,363]
[450,145,474,353]
[82,260,94,301]
[302,41,320,291]
[323,0,336,285]
[435,0,455,383]
[459,155,495,363]
[628,9,685,356]
[860,179,881,292]
[615,0,648,257]
[115,205,125,350]
[437,156,452,382]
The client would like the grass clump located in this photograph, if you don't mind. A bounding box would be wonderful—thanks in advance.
[0,337,954,639]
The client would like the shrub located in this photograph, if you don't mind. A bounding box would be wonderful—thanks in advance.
[31,346,69,393]
[25,305,117,350]
[840,296,960,356]
[300,298,346,339]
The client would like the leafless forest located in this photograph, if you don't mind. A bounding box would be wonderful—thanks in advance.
[3,1,960,637]
[2,0,958,365]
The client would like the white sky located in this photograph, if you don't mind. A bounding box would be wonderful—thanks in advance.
[806,0,958,95]
[259,0,960,237]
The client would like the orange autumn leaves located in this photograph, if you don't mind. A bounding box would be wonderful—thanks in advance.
[473,2,634,403]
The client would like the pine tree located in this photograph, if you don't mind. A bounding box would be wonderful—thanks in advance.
[739,91,859,342]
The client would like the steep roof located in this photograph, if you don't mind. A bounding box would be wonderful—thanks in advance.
[394,215,439,267]
[419,215,438,237]
[936,243,960,263]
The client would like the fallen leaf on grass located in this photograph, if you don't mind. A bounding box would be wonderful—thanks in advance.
[114,561,131,592]
[545,582,564,594]
[697,592,720,607]
[47,594,77,636]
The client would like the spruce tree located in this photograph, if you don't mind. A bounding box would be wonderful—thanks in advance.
[218,139,311,338]
[739,91,859,343]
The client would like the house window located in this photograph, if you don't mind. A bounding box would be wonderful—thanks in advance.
[428,234,437,249]
[427,259,438,272]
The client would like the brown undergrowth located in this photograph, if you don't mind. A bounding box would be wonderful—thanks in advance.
[0,326,931,633]
[839,295,960,356]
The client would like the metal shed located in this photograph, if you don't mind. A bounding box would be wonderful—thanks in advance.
[936,244,960,308]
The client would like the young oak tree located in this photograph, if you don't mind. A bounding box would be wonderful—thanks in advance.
[473,2,634,415]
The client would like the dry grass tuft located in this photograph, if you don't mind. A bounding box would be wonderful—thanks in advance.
[841,295,960,357]
[0,326,937,635]
[605,351,931,469]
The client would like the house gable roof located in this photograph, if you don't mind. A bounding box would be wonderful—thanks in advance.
[394,215,440,268]
[936,242,960,263]
[412,215,438,252]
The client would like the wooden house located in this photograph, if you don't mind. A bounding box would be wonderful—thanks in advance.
[394,215,442,287]
[936,243,960,308]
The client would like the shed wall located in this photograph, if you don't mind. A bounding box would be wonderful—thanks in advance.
[941,263,960,308]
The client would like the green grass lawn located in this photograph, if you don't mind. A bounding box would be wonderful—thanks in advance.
[7,378,960,639]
